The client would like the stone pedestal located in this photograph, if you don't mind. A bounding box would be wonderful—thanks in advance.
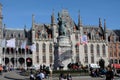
[57,36,72,70]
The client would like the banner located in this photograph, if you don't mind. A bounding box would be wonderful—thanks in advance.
[6,38,15,48]
[21,40,27,49]
[30,44,36,52]
[81,35,88,44]
[1,39,6,47]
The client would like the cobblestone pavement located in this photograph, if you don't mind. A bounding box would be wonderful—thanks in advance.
[0,70,120,80]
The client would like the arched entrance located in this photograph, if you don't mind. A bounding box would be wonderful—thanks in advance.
[3,57,9,65]
[11,57,17,65]
[18,57,25,65]
[99,59,105,69]
[26,58,32,67]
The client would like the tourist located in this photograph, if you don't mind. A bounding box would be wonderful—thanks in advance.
[105,67,114,80]
[30,69,35,80]
[36,70,45,80]
[67,73,72,80]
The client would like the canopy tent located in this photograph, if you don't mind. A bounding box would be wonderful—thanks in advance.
[89,64,100,68]
[112,64,120,69]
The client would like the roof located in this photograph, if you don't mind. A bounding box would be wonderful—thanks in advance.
[113,30,120,36]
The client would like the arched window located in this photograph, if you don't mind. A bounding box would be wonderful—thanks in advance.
[84,44,88,53]
[49,53,53,63]
[102,44,106,56]
[36,43,39,52]
[91,54,94,63]
[18,33,20,38]
[96,44,100,56]
[11,33,13,38]
[114,52,117,57]
[109,52,113,57]
[36,43,39,63]
[13,32,16,37]
[85,54,88,63]
[76,45,79,53]
[119,52,120,57]
[42,43,46,63]
[42,43,46,53]
[49,43,52,53]
[90,44,94,53]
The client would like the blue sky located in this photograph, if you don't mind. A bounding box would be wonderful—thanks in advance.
[0,0,120,30]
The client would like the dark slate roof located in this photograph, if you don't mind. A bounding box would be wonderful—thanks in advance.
[113,30,120,36]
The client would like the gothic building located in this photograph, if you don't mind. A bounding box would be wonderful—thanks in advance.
[32,10,109,69]
[0,3,120,70]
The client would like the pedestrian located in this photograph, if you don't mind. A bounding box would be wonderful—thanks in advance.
[59,73,65,80]
[30,69,35,80]
[67,73,72,80]
[105,67,114,80]
[36,70,45,80]
[0,65,3,75]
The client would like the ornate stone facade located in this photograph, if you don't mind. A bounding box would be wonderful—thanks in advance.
[0,3,120,70]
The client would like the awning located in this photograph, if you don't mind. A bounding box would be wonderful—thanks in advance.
[112,64,120,69]
[89,64,100,68]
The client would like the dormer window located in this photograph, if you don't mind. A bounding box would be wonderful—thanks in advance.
[18,33,20,38]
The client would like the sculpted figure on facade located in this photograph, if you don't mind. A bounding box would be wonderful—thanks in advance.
[91,28,95,40]
[58,12,67,36]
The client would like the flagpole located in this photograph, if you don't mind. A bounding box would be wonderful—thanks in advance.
[3,43,6,66]
[14,48,16,69]
[24,40,27,70]
[25,47,27,70]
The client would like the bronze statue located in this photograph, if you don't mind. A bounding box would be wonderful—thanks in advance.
[58,12,67,36]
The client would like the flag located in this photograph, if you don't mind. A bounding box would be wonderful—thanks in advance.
[81,35,88,44]
[21,40,27,49]
[6,38,15,48]
[30,44,36,52]
[1,39,6,47]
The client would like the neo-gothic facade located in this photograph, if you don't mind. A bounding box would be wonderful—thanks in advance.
[0,3,120,70]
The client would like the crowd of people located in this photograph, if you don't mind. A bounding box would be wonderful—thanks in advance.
[59,73,72,80]
[90,66,114,80]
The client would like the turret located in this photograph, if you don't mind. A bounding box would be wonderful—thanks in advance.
[104,19,107,42]
[51,10,57,42]
[78,11,83,36]
[32,14,35,29]
[99,18,102,27]
[104,19,106,34]
[51,9,55,25]
[78,10,82,28]
[0,3,3,28]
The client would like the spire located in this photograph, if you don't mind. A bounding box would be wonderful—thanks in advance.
[32,14,35,27]
[78,10,82,27]
[51,9,55,25]
[0,3,3,28]
[99,18,102,27]
[104,19,106,31]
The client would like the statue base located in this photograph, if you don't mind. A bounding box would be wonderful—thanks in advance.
[56,36,72,70]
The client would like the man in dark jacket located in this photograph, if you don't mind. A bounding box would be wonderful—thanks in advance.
[105,67,114,80]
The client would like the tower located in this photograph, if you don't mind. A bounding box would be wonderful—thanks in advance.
[51,10,57,43]
[104,19,108,43]
[78,11,83,37]
[0,3,3,38]
[0,3,3,64]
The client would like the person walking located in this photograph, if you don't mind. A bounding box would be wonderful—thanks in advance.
[30,69,35,80]
[67,73,72,80]
[105,67,114,80]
